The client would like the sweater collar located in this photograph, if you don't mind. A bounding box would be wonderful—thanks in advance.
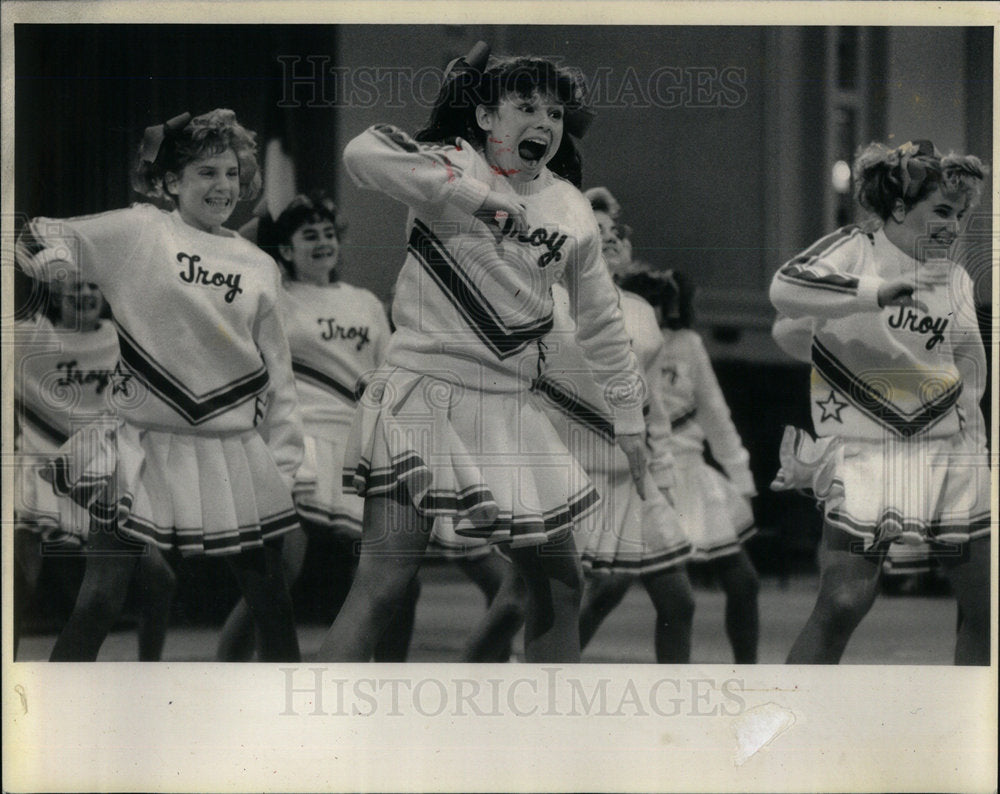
[509,169,555,196]
[169,208,237,240]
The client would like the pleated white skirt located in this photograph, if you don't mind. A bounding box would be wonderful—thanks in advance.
[343,366,601,549]
[41,420,298,556]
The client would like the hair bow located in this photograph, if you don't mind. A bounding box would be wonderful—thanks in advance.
[140,112,192,164]
[443,40,491,83]
[898,139,938,199]
[286,192,338,215]
[565,106,596,139]
[444,41,595,138]
[584,186,621,218]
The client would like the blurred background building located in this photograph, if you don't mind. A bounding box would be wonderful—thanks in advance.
[12,24,993,622]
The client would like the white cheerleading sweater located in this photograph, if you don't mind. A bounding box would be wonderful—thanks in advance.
[342,125,645,435]
[280,279,390,437]
[14,316,121,451]
[659,328,756,496]
[16,204,305,484]
[536,283,673,486]
[770,225,986,447]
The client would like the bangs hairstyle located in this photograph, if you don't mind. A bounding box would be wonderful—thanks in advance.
[274,191,345,248]
[853,141,989,220]
[272,191,345,281]
[415,55,588,187]
[479,57,585,113]
[132,109,262,202]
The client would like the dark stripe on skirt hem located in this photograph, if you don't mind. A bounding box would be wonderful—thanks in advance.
[583,542,693,575]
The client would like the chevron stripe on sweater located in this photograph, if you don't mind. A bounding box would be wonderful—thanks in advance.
[291,359,357,404]
[811,338,961,438]
[533,375,615,443]
[409,219,553,360]
[114,321,269,425]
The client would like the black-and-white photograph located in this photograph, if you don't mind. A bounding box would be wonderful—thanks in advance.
[3,3,996,792]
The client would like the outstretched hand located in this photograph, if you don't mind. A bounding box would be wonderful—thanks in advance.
[616,433,647,500]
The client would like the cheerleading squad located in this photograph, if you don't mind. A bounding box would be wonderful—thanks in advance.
[13,43,990,665]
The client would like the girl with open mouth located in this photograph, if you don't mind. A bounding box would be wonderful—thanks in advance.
[317,42,647,664]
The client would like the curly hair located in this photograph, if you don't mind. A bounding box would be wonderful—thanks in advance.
[132,109,262,202]
[415,54,589,187]
[853,140,989,220]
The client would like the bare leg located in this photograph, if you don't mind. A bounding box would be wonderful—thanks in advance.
[508,531,583,663]
[214,593,256,662]
[216,526,307,661]
[372,575,422,662]
[786,523,884,664]
[640,566,695,663]
[579,574,632,651]
[49,525,142,661]
[460,553,527,662]
[135,545,177,661]
[941,536,990,665]
[317,489,432,661]
[224,539,300,662]
[455,552,506,602]
[711,548,760,663]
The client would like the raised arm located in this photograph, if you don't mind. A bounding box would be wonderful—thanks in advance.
[770,225,948,320]
[15,209,137,287]
[342,125,492,215]
[769,227,887,320]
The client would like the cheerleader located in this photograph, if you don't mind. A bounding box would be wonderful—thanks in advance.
[16,109,304,661]
[368,283,523,662]
[772,314,939,592]
[13,280,176,660]
[217,191,418,661]
[317,43,647,663]
[632,266,761,663]
[573,188,759,662]
[538,273,696,662]
[770,139,990,664]
[384,192,694,663]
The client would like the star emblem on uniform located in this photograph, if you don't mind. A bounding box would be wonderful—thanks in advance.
[816,390,847,422]
[109,361,134,396]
